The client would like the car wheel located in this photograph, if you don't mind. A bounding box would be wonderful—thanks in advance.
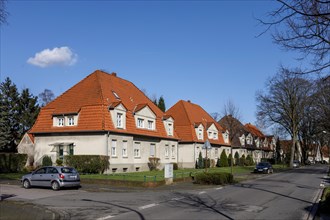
[23,179,31,189]
[51,181,60,191]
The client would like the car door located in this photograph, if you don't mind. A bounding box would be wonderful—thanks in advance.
[30,167,47,187]
[47,167,59,186]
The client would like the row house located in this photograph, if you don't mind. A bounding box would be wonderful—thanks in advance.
[19,70,179,173]
[166,100,231,168]
[218,116,277,163]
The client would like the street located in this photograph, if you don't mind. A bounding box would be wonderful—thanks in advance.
[0,165,328,220]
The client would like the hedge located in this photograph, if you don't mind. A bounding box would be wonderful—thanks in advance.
[0,153,28,173]
[65,155,110,174]
[194,172,234,185]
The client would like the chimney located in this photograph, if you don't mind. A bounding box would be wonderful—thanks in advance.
[111,72,117,77]
[187,100,191,103]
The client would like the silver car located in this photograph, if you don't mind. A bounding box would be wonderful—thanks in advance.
[21,166,80,191]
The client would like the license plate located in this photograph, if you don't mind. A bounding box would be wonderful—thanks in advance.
[258,169,263,171]
[70,175,77,179]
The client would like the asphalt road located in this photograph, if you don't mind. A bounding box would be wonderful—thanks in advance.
[1,165,328,220]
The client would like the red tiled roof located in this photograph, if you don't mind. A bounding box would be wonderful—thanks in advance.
[244,123,265,138]
[30,70,178,140]
[166,100,229,146]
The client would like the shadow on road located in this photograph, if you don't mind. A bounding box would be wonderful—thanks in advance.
[81,199,146,220]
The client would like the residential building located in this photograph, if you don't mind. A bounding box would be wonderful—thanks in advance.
[19,70,179,173]
[166,100,231,168]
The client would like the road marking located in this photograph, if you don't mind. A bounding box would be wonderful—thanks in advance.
[198,191,206,194]
[96,215,114,220]
[139,203,158,210]
[215,187,223,190]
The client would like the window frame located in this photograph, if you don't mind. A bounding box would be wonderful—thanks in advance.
[111,140,117,157]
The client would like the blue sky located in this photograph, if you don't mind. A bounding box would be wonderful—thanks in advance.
[0,0,300,130]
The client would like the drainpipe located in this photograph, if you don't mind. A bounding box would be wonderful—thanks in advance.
[106,131,110,156]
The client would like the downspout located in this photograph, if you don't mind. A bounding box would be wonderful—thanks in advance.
[106,131,110,156]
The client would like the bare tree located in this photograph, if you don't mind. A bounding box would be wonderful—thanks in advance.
[256,68,314,167]
[38,89,55,106]
[210,112,221,121]
[259,0,330,75]
[0,0,9,25]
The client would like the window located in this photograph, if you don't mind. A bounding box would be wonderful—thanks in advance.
[208,131,212,138]
[171,145,175,158]
[134,142,140,158]
[165,145,169,158]
[58,118,64,126]
[198,129,203,140]
[122,141,128,157]
[147,120,154,130]
[137,118,144,128]
[116,113,123,128]
[213,132,217,139]
[111,140,117,157]
[150,144,156,157]
[68,117,74,126]
[58,146,64,160]
[168,123,173,136]
[69,144,74,155]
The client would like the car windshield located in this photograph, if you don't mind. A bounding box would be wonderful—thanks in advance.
[61,167,77,174]
[257,162,268,166]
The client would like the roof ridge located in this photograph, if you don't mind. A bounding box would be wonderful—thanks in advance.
[95,71,106,130]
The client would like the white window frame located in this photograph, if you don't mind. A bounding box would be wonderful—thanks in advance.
[58,117,64,127]
[147,120,154,130]
[198,129,203,140]
[171,145,175,158]
[150,144,156,157]
[122,141,128,157]
[68,116,74,126]
[165,145,169,158]
[137,118,144,128]
[111,140,117,157]
[116,113,123,128]
[134,142,141,158]
[168,123,173,136]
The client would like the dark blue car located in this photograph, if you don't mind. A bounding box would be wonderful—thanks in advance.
[254,162,273,174]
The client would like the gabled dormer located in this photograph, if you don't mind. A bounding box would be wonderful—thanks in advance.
[109,101,127,129]
[246,133,253,145]
[195,123,204,140]
[53,113,79,127]
[206,123,218,140]
[163,115,174,136]
[239,134,245,146]
[134,104,156,130]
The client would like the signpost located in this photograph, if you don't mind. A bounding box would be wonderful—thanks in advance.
[164,163,173,185]
[203,139,212,172]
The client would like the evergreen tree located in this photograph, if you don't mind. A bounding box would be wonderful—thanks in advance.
[216,158,221,167]
[198,151,203,169]
[234,152,240,166]
[239,154,246,166]
[220,150,229,167]
[246,154,254,166]
[157,96,166,112]
[228,153,232,167]
[18,88,40,138]
[0,78,20,152]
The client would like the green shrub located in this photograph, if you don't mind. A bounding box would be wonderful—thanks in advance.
[234,152,240,166]
[171,162,178,170]
[228,153,232,166]
[197,152,203,169]
[245,154,254,166]
[220,150,229,167]
[194,172,234,185]
[56,159,63,166]
[0,153,28,173]
[65,155,110,174]
[239,155,246,166]
[203,158,211,168]
[210,159,215,168]
[42,155,53,166]
[216,158,221,167]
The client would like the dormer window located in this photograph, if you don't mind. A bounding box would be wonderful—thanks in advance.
[147,120,154,130]
[58,117,64,126]
[168,123,173,136]
[137,118,144,128]
[198,129,203,140]
[116,113,123,128]
[68,117,74,126]
[213,132,217,139]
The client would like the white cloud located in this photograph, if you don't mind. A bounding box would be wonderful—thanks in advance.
[27,46,78,68]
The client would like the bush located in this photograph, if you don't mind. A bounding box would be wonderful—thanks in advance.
[220,150,229,167]
[197,152,203,169]
[65,155,110,174]
[228,153,232,166]
[216,158,221,167]
[234,152,240,166]
[203,158,211,168]
[148,157,160,171]
[56,159,63,166]
[245,154,254,166]
[194,172,234,185]
[210,159,215,168]
[0,153,28,173]
[239,155,246,166]
[171,162,178,170]
[42,155,53,166]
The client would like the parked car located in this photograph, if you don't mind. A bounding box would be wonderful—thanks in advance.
[293,160,300,168]
[254,162,273,174]
[21,166,80,191]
